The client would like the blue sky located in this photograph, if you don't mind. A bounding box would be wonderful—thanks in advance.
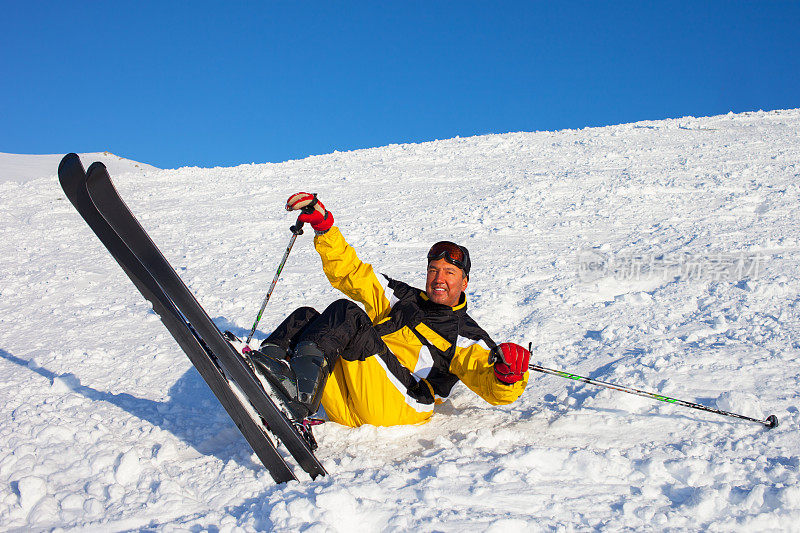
[2,1,798,169]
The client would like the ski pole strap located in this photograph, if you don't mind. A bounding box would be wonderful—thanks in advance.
[528,362,778,429]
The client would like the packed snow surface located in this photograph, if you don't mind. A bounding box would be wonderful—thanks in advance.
[2,110,800,531]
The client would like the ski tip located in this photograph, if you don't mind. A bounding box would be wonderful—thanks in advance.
[242,345,252,353]
[86,160,108,174]
[58,153,81,172]
[765,414,779,429]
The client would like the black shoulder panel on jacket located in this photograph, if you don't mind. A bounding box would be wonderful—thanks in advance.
[383,275,420,302]
[459,313,497,350]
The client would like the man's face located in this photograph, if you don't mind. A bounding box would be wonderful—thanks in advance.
[426,258,468,307]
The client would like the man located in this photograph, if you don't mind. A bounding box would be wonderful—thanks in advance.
[249,192,530,428]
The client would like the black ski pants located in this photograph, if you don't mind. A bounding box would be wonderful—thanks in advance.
[264,299,388,366]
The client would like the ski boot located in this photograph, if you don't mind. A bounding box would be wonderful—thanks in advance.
[260,338,290,358]
[224,332,327,450]
[289,342,330,419]
[251,342,331,451]
[286,341,331,450]
[247,343,311,424]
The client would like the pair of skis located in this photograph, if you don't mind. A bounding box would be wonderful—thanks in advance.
[57,154,325,483]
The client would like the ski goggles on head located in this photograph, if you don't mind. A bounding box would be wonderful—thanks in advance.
[427,241,471,277]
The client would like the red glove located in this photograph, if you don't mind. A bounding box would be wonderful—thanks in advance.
[493,342,530,384]
[286,192,334,232]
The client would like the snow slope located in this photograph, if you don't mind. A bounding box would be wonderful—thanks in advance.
[1,110,799,531]
[0,152,159,184]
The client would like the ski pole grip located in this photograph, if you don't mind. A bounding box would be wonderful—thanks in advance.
[290,218,305,235]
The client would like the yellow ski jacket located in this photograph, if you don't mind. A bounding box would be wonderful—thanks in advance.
[316,227,529,427]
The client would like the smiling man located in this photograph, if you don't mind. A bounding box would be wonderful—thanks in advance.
[247,192,531,428]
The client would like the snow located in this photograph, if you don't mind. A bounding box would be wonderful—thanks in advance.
[1,109,800,530]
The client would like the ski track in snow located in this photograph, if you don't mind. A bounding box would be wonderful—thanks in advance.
[1,110,800,531]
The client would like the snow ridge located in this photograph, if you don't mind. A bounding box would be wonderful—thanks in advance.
[0,151,158,184]
[1,109,799,530]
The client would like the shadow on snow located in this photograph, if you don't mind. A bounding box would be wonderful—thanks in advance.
[0,347,261,469]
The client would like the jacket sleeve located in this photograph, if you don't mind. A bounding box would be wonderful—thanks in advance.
[313,226,392,323]
[449,341,528,406]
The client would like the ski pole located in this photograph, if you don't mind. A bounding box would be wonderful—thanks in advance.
[528,359,779,429]
[244,196,319,346]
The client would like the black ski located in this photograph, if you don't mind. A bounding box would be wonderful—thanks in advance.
[57,154,323,482]
[82,158,325,480]
[57,154,294,482]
